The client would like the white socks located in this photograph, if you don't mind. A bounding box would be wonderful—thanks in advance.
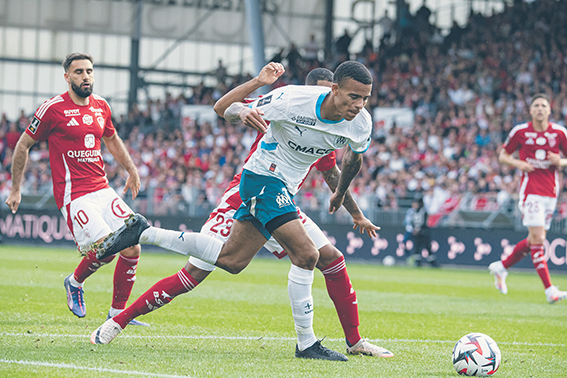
[140,227,223,265]
[288,264,316,351]
[69,275,83,287]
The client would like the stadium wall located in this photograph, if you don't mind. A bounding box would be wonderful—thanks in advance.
[1,209,566,272]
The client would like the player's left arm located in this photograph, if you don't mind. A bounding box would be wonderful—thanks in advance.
[328,147,362,214]
[103,132,140,199]
[321,165,379,236]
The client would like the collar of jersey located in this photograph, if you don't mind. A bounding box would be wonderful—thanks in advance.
[316,92,344,124]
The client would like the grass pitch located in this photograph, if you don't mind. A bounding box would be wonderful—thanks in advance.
[0,245,565,377]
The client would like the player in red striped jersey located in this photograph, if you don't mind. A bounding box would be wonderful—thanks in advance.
[6,53,148,324]
[489,93,567,304]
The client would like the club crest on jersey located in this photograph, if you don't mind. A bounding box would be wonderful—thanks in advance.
[97,117,105,129]
[84,134,95,148]
[28,116,40,134]
[257,95,272,107]
[83,114,93,126]
[545,132,557,147]
[276,191,292,208]
[334,135,348,148]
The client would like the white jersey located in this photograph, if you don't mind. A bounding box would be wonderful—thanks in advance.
[243,85,372,195]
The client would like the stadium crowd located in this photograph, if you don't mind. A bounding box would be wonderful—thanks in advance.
[2,0,567,224]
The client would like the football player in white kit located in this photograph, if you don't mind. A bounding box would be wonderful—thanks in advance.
[90,62,383,360]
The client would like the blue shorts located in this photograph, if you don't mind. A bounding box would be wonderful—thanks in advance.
[234,169,298,239]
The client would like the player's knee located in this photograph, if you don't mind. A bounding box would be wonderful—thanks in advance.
[223,262,246,275]
[316,245,343,269]
[294,248,319,270]
[120,244,141,258]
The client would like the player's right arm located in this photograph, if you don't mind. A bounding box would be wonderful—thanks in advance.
[328,147,362,214]
[6,133,37,213]
[498,148,534,172]
[213,62,284,117]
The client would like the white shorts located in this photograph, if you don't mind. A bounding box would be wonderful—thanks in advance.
[519,194,557,230]
[190,190,330,271]
[60,187,134,252]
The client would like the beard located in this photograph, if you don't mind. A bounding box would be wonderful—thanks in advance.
[71,81,93,98]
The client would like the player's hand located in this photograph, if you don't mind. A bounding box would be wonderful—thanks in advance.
[239,108,269,133]
[5,191,21,214]
[352,215,380,238]
[548,152,561,166]
[515,160,535,172]
[328,191,345,214]
[257,62,285,86]
[123,170,141,200]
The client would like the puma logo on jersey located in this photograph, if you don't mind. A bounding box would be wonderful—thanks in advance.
[294,125,307,136]
[67,118,79,126]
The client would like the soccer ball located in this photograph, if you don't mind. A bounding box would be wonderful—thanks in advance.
[452,333,501,376]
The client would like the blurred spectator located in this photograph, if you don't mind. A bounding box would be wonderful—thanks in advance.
[377,10,394,46]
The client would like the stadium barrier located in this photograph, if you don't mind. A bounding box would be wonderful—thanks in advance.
[1,209,566,272]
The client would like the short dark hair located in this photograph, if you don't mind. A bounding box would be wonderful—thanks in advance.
[305,68,333,85]
[62,53,94,72]
[333,61,372,86]
[531,93,550,105]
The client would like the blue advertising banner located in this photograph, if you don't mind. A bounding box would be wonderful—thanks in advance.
[1,210,565,272]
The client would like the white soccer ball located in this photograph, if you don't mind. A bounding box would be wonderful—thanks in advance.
[383,255,396,266]
[452,333,501,376]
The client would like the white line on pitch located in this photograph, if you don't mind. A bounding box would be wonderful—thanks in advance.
[1,332,564,347]
[0,359,192,377]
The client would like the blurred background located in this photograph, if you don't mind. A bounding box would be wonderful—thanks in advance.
[1,0,567,269]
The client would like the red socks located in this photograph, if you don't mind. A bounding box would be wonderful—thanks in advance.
[112,255,139,310]
[502,238,530,269]
[320,256,361,346]
[530,244,552,289]
[114,268,199,328]
[73,250,116,283]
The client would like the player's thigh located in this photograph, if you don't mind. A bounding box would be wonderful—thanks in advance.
[61,192,113,252]
[191,205,237,272]
[216,219,268,272]
[300,210,331,250]
[263,210,333,261]
[200,206,236,242]
[521,194,556,230]
[271,218,318,269]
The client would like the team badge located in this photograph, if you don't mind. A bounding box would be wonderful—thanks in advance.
[28,116,40,134]
[82,114,93,125]
[276,191,292,208]
[97,117,105,129]
[84,134,95,148]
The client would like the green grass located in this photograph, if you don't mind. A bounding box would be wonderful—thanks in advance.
[0,245,565,377]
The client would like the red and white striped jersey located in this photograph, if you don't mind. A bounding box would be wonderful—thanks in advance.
[25,92,115,209]
[503,121,567,199]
